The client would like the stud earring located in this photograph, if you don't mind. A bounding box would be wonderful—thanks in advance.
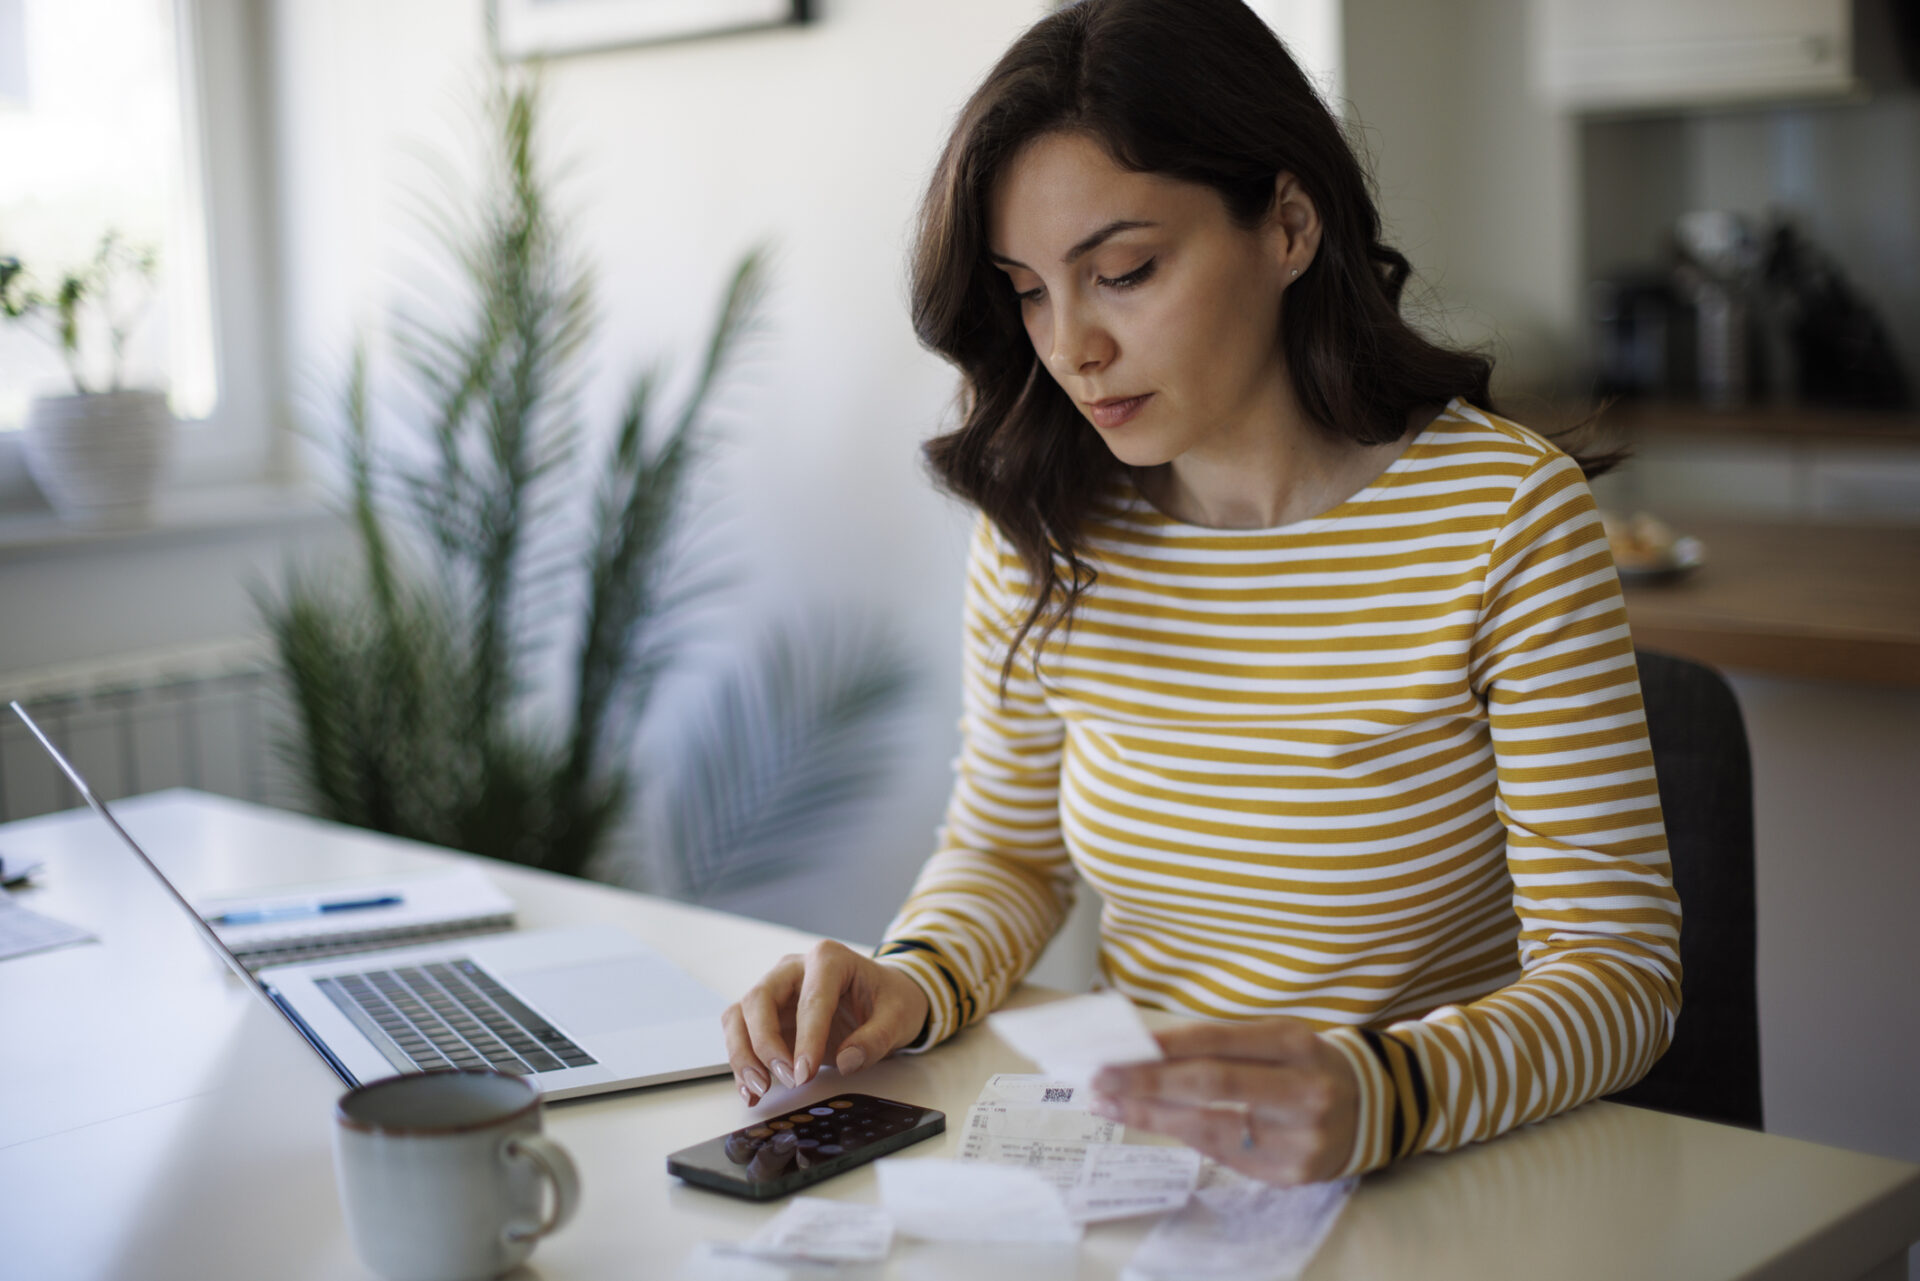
[1290,268,1299,277]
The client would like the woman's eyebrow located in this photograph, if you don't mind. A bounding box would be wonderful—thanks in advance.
[989,219,1158,270]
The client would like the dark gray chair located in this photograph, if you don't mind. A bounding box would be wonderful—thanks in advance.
[1606,648,1764,1130]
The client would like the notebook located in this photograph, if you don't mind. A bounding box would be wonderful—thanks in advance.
[198,867,517,972]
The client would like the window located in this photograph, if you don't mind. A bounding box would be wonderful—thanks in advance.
[0,0,277,503]
[0,0,215,423]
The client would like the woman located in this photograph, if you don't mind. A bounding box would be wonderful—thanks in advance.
[721,0,1679,1184]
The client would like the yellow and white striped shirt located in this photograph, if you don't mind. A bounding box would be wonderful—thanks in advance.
[877,399,1682,1176]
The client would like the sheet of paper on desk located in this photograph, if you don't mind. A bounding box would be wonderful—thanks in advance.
[736,1196,893,1263]
[1121,1174,1356,1281]
[987,990,1163,1091]
[878,1157,1082,1245]
[0,897,95,962]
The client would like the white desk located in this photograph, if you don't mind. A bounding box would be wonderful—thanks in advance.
[3,790,1918,1281]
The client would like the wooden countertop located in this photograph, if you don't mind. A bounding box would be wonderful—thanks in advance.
[1620,518,1920,687]
[1600,401,1920,443]
[1517,399,1920,444]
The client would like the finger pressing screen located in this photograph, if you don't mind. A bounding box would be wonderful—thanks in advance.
[741,975,800,1090]
[789,947,855,1086]
[722,1004,771,1101]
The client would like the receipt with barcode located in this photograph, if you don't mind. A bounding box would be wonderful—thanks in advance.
[978,1073,1090,1106]
[957,1074,1123,1188]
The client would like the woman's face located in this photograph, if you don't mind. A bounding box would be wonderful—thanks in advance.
[986,130,1315,470]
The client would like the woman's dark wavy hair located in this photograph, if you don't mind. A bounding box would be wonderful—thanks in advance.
[911,0,1615,689]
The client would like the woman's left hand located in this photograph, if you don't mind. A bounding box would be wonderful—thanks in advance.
[1089,1016,1359,1185]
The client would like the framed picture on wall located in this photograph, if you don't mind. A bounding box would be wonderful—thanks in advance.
[495,0,812,59]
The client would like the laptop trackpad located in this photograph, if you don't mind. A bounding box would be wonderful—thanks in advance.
[506,957,723,1035]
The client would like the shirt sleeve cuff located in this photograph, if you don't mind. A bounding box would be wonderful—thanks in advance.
[1321,1025,1397,1177]
[873,941,966,1052]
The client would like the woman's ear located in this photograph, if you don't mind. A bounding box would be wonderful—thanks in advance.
[1268,172,1322,277]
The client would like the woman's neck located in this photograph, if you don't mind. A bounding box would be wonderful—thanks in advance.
[1134,402,1437,530]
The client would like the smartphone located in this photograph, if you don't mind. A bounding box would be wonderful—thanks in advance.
[666,1093,945,1201]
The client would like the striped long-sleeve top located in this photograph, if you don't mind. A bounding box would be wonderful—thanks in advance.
[875,399,1682,1177]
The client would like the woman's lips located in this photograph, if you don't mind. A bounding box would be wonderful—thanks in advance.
[1086,393,1152,430]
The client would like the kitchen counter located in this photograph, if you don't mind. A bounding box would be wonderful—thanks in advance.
[1596,401,1920,444]
[1620,518,1920,687]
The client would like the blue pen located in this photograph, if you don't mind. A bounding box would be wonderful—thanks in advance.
[208,894,404,927]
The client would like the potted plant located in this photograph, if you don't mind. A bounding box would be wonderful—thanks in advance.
[0,232,172,527]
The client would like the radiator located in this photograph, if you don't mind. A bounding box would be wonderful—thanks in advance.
[0,638,296,823]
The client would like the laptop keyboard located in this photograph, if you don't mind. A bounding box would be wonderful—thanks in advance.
[314,959,597,1077]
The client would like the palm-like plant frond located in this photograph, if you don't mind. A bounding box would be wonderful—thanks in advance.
[661,623,916,901]
[261,68,910,893]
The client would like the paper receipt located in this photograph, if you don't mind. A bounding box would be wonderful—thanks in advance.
[1065,1145,1203,1224]
[987,991,1164,1091]
[877,1157,1082,1245]
[735,1196,893,1263]
[957,1074,1123,1190]
[1121,1174,1356,1280]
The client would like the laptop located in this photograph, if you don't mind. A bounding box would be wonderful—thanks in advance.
[10,701,732,1100]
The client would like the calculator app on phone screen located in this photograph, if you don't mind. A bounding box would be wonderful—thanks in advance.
[666,1093,945,1200]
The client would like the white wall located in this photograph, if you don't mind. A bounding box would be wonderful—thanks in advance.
[1340,0,1582,405]
[0,513,340,675]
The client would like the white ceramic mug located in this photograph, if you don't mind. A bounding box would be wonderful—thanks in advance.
[333,1070,580,1281]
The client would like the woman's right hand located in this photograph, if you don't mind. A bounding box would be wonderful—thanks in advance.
[721,940,932,1106]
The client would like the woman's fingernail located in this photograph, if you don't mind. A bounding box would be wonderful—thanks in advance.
[739,1084,756,1105]
[771,1060,794,1088]
[795,1056,813,1084]
[836,1046,867,1074]
[745,1068,770,1096]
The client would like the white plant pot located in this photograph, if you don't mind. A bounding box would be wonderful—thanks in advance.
[22,390,175,528]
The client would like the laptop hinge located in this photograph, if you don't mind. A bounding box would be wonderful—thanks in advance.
[269,986,360,1088]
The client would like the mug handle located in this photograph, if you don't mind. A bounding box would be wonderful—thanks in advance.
[504,1133,581,1243]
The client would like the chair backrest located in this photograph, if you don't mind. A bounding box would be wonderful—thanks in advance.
[1606,649,1764,1129]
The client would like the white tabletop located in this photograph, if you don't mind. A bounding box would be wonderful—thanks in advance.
[2,790,1917,1281]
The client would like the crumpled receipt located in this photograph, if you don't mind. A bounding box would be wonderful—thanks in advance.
[987,990,1164,1091]
[1121,1171,1357,1281]
[735,1196,893,1263]
[877,1157,1082,1245]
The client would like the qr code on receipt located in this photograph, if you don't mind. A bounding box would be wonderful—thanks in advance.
[1043,1087,1074,1103]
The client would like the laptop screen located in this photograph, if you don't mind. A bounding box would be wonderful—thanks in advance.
[8,701,295,1014]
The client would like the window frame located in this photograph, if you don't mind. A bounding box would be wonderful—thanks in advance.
[0,0,284,511]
